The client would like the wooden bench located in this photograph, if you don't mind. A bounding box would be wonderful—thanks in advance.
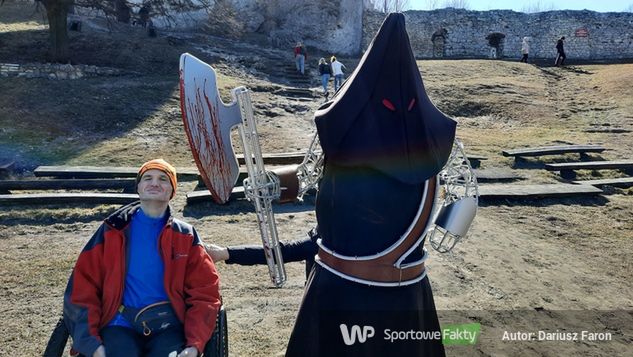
[584,127,631,134]
[473,168,522,182]
[242,152,487,168]
[478,183,602,199]
[187,187,245,204]
[0,178,137,193]
[0,193,138,205]
[502,145,606,161]
[573,177,633,189]
[465,154,487,169]
[545,160,633,179]
[34,166,200,181]
[200,165,506,188]
[237,152,308,165]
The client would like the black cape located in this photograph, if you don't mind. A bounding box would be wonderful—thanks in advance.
[286,13,452,356]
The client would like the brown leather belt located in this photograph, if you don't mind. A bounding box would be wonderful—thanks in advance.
[317,177,436,284]
[318,249,425,283]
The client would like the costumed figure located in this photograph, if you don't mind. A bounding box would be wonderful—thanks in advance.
[285,13,457,356]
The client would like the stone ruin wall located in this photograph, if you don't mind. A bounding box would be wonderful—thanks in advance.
[78,1,633,60]
[0,63,124,80]
[211,0,364,55]
[363,9,633,60]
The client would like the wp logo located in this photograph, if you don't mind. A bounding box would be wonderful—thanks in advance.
[339,324,375,345]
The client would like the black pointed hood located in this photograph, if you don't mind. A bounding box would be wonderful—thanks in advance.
[315,13,456,184]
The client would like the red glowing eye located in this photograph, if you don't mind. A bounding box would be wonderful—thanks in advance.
[408,98,416,111]
[382,99,396,111]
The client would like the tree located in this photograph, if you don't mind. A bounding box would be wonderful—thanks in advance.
[38,0,74,63]
[426,0,439,10]
[520,1,556,13]
[365,0,411,13]
[441,0,469,9]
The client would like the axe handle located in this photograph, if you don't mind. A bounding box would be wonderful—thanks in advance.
[234,87,287,288]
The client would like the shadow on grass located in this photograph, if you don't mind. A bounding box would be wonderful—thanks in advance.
[0,24,196,169]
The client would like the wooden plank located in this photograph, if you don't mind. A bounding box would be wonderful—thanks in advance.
[34,166,200,180]
[190,183,603,203]
[237,152,308,165]
[0,193,138,205]
[545,160,633,171]
[479,183,602,199]
[467,154,487,160]
[473,169,522,182]
[187,187,245,204]
[237,152,486,166]
[584,128,631,133]
[232,167,512,187]
[502,145,606,157]
[573,177,633,188]
[0,178,137,191]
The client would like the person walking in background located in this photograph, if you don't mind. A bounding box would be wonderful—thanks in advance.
[294,42,307,75]
[555,36,566,66]
[318,57,332,95]
[520,37,530,63]
[330,56,346,92]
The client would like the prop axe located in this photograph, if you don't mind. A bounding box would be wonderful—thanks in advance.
[179,53,287,286]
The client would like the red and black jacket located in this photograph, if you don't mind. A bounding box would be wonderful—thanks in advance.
[63,202,221,355]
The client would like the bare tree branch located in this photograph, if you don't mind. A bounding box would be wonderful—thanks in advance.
[520,1,556,13]
[364,0,411,13]
[441,0,469,9]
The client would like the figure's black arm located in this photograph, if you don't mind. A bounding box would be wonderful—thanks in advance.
[225,227,320,266]
[226,238,317,265]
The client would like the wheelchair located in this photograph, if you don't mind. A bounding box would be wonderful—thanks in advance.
[43,305,228,357]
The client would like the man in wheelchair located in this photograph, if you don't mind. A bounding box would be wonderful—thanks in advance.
[62,159,221,357]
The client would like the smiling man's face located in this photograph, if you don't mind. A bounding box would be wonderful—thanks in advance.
[137,169,173,203]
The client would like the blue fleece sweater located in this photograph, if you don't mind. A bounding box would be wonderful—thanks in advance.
[108,208,168,327]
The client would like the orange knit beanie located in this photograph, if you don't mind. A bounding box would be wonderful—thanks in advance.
[137,159,177,198]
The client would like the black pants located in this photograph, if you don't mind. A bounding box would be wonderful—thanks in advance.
[520,54,528,63]
[556,52,566,65]
[101,325,186,357]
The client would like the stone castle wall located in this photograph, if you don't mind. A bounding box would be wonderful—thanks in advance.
[207,0,363,55]
[102,1,633,60]
[362,9,633,60]
[0,63,124,80]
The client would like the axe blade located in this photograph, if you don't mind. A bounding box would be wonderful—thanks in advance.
[179,53,242,204]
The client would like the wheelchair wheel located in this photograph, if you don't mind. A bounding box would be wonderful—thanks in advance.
[43,317,69,357]
[203,305,228,357]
